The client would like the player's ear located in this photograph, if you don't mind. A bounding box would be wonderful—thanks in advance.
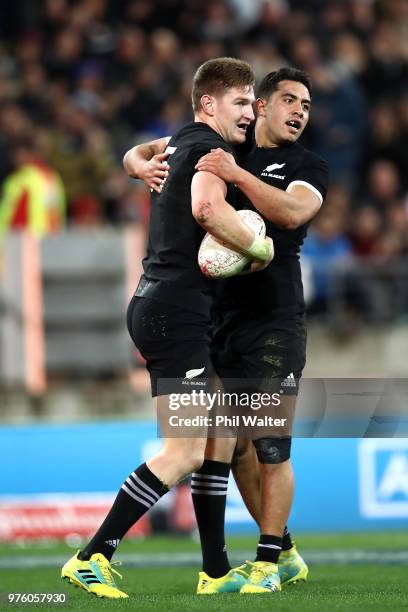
[200,94,215,116]
[256,97,267,117]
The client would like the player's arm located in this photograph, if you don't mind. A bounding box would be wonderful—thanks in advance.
[196,148,322,229]
[191,171,273,263]
[123,137,170,192]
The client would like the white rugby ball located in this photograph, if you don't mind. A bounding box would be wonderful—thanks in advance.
[198,209,266,279]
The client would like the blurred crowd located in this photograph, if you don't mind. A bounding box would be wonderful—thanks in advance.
[0,0,407,314]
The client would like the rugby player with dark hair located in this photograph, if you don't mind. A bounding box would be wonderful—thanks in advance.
[127,66,329,595]
[195,66,329,593]
[61,58,274,599]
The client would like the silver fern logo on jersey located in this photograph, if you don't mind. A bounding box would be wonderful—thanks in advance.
[264,163,285,172]
[262,162,286,180]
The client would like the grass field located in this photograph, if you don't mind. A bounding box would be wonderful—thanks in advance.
[1,534,407,612]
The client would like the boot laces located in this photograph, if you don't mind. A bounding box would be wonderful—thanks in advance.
[247,561,275,583]
[100,560,123,586]
[234,563,250,578]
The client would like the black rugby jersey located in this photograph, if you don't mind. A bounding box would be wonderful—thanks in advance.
[218,141,329,311]
[140,122,236,313]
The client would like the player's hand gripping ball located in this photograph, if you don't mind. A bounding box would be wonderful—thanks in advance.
[198,210,271,279]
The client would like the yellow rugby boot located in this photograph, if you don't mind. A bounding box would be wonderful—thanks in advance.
[61,552,128,599]
[279,544,309,587]
[197,564,249,594]
[240,561,281,594]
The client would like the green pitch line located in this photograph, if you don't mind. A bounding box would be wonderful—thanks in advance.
[1,565,407,612]
[2,550,408,570]
[1,532,408,558]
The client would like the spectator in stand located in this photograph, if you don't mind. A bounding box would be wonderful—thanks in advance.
[104,168,150,226]
[45,26,84,88]
[361,19,407,102]
[348,206,383,257]
[0,104,34,183]
[201,0,239,45]
[364,101,407,190]
[43,100,113,221]
[244,0,289,46]
[362,159,403,212]
[240,39,286,82]
[349,0,376,41]
[72,61,104,116]
[291,31,368,186]
[386,202,408,254]
[19,63,50,124]
[302,202,353,314]
[0,134,65,239]
[104,27,147,91]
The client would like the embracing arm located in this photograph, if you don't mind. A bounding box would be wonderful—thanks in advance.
[123,137,170,192]
[234,169,321,229]
[196,149,322,229]
[191,171,273,262]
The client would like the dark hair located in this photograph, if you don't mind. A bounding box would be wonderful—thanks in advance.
[192,57,255,112]
[257,67,312,100]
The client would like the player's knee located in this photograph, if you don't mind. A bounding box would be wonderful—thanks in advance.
[206,436,236,463]
[253,436,291,464]
[187,452,205,473]
[160,439,205,474]
[180,444,205,473]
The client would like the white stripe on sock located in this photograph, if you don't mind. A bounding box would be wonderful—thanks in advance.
[191,482,228,489]
[191,489,227,496]
[125,478,157,505]
[130,472,160,500]
[192,473,229,481]
[121,484,153,508]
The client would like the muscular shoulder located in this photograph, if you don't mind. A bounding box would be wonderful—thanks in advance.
[245,142,329,202]
[173,122,232,150]
[287,144,329,202]
[295,143,328,175]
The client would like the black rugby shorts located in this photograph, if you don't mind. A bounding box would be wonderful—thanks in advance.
[211,306,306,396]
[127,296,213,397]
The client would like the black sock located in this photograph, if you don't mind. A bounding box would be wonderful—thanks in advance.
[255,534,282,564]
[191,459,231,578]
[78,463,168,561]
[282,525,294,551]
